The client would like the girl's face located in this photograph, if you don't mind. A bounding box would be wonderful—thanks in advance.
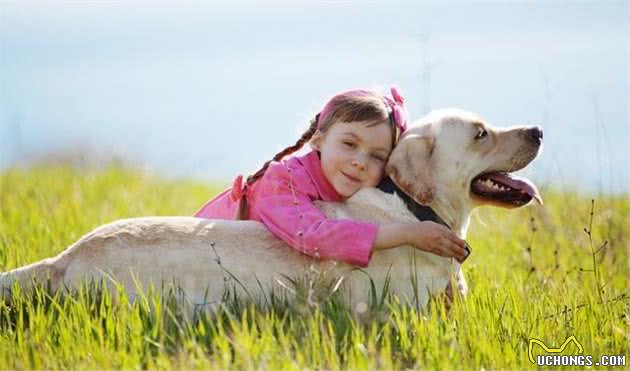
[312,121,393,198]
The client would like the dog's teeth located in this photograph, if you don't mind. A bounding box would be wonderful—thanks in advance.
[479,178,512,193]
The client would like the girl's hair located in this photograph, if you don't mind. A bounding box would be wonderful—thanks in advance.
[245,90,395,187]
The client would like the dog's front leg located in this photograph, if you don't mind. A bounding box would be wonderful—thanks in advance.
[444,269,468,307]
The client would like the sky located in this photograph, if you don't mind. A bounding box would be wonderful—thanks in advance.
[1,1,628,194]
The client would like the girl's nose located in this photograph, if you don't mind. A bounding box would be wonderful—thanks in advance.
[352,155,367,169]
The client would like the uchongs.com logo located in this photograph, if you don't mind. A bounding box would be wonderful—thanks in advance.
[528,335,626,367]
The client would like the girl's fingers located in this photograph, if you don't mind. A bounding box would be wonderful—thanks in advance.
[449,234,467,249]
[443,232,470,260]
[441,244,458,259]
[436,246,451,258]
[443,239,468,261]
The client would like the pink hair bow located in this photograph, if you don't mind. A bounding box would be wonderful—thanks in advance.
[384,86,409,137]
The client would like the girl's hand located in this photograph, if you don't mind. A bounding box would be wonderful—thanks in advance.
[372,222,471,263]
[405,221,469,262]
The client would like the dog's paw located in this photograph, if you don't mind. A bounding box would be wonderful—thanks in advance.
[445,271,468,303]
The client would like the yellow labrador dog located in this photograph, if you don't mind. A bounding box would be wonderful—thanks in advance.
[0,109,542,311]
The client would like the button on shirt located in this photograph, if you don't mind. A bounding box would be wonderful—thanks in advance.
[194,150,378,267]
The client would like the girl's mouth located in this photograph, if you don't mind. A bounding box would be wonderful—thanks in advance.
[341,171,361,183]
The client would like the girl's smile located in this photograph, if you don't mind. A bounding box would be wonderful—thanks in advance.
[341,171,361,183]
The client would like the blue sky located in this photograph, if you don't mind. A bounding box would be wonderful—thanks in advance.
[1,1,628,194]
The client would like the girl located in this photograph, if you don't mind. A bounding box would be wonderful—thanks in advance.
[194,87,467,267]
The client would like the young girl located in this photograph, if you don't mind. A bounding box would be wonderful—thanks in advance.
[194,87,467,267]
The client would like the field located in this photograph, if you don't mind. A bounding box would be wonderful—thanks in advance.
[0,163,628,369]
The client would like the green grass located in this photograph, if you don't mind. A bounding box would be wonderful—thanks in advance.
[0,163,628,369]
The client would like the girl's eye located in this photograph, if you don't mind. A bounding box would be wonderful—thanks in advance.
[475,129,488,140]
[343,141,356,148]
[371,153,385,162]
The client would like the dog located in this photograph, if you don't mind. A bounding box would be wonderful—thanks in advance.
[0,109,542,311]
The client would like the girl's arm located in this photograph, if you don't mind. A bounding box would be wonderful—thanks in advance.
[250,162,468,267]
[373,221,469,262]
[250,164,378,267]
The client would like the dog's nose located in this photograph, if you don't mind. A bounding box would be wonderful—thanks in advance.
[528,126,543,142]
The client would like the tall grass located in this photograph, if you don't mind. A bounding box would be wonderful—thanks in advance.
[0,163,628,369]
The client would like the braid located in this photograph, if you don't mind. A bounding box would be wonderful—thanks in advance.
[245,114,320,186]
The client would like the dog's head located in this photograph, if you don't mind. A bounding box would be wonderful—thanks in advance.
[386,108,543,209]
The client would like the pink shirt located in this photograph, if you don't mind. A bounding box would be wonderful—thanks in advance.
[194,150,378,267]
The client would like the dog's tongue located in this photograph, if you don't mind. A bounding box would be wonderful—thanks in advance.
[486,172,543,204]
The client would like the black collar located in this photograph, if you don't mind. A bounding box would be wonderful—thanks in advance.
[377,177,450,229]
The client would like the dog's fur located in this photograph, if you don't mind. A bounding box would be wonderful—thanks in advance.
[0,109,542,311]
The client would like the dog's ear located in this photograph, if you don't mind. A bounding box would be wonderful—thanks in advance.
[386,129,436,205]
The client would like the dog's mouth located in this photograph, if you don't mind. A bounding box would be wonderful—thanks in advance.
[471,172,542,207]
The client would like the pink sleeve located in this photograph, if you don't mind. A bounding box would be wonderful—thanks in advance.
[250,166,378,267]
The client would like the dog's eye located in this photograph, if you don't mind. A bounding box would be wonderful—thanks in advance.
[475,129,488,140]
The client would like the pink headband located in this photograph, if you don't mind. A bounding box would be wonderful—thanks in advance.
[317,86,409,141]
